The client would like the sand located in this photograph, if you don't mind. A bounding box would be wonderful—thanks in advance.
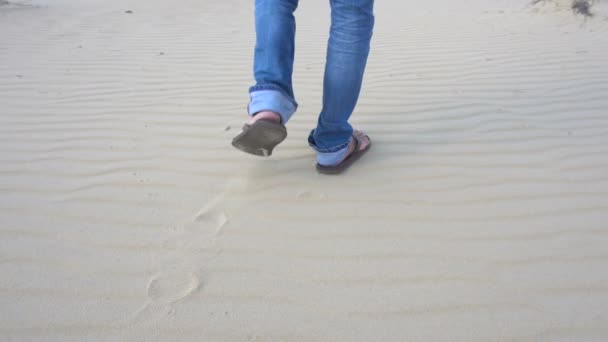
[2,0,608,341]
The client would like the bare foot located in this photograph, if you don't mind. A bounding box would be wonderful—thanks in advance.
[248,111,281,125]
[340,130,370,163]
[316,129,371,174]
[233,110,287,157]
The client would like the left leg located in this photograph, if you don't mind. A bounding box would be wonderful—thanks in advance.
[248,0,300,125]
[232,0,299,156]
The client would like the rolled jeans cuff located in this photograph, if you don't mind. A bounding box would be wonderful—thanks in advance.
[315,147,350,166]
[248,89,297,124]
[308,131,350,166]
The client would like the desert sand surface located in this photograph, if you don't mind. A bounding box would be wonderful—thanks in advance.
[2,0,608,341]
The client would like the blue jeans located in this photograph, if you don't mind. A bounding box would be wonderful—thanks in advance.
[248,0,374,165]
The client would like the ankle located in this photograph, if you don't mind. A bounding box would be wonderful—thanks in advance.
[251,111,281,124]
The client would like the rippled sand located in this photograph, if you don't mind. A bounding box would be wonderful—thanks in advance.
[2,0,608,341]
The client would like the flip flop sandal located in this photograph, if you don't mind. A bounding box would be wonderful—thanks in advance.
[231,119,287,157]
[316,132,371,175]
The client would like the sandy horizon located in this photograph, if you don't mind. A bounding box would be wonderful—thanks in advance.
[2,0,608,341]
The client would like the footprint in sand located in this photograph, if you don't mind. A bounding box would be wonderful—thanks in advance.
[193,208,228,230]
[296,189,326,200]
[144,193,229,308]
[177,207,228,251]
[146,272,200,304]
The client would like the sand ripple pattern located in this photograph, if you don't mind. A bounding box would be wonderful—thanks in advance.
[1,0,608,341]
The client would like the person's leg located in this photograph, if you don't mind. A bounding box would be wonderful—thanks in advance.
[248,0,299,125]
[308,0,374,166]
[233,0,299,156]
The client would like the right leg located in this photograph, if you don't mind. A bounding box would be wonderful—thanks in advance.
[309,0,374,169]
[248,0,299,124]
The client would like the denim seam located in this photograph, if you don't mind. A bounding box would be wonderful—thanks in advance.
[310,141,349,153]
[308,130,350,153]
[249,84,295,103]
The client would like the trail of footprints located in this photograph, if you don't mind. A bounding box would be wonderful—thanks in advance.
[131,192,230,325]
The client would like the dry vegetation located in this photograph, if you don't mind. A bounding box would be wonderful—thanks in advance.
[533,0,598,17]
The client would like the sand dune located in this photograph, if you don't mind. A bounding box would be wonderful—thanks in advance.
[2,0,608,341]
